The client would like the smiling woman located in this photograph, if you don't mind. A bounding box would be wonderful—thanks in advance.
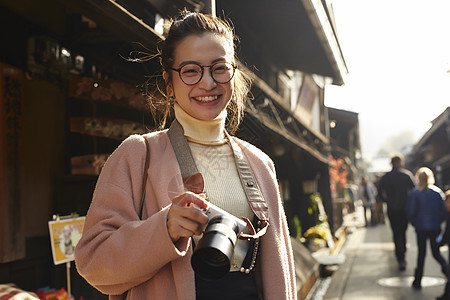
[163,33,235,121]
[147,11,252,134]
[74,10,297,300]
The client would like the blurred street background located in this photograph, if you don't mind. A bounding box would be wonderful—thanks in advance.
[308,203,448,300]
[0,0,448,299]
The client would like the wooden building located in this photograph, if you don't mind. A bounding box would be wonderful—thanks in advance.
[406,107,450,191]
[0,0,347,298]
[327,107,362,229]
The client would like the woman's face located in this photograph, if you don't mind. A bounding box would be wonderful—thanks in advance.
[165,33,235,121]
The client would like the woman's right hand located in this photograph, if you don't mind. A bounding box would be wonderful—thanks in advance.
[167,192,209,243]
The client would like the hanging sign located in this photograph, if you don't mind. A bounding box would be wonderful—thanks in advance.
[48,215,85,265]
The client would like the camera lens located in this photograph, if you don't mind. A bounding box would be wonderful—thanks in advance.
[191,215,240,279]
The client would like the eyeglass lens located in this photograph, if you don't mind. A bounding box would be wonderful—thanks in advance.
[179,62,235,85]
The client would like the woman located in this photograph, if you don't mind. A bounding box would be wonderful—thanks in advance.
[74,11,297,300]
[407,167,447,290]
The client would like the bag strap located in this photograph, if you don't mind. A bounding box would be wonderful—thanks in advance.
[138,137,151,219]
[167,119,269,236]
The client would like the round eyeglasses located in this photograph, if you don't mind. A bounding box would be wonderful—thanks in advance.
[170,61,237,86]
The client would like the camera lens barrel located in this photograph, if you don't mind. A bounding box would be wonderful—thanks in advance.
[191,215,241,279]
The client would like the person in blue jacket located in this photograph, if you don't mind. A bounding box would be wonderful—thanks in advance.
[407,167,447,290]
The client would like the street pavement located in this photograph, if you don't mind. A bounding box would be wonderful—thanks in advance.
[312,204,449,300]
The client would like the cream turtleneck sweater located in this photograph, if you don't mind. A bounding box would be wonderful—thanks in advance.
[174,103,253,220]
[174,103,253,271]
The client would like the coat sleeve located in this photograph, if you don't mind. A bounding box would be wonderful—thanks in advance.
[406,190,417,226]
[439,193,447,224]
[74,135,189,295]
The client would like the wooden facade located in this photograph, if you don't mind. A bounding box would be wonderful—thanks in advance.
[406,107,450,190]
[0,63,26,263]
[0,0,347,298]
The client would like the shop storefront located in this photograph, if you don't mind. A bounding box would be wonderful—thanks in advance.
[0,0,347,298]
[0,0,166,298]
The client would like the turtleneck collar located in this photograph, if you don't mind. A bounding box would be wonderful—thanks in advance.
[174,103,227,145]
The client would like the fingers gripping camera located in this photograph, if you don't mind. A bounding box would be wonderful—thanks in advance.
[191,202,249,279]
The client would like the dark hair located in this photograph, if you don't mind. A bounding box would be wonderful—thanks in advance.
[391,154,403,166]
[147,11,251,134]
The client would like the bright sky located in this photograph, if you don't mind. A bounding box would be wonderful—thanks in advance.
[325,0,450,159]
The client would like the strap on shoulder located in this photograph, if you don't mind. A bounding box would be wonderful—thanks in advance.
[167,120,205,194]
[138,136,151,220]
[225,132,269,222]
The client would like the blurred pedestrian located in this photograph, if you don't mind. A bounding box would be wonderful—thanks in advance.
[373,174,385,225]
[379,154,416,271]
[437,190,450,300]
[407,167,447,290]
[358,176,375,226]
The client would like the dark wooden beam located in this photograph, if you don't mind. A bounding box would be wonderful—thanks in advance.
[60,0,163,47]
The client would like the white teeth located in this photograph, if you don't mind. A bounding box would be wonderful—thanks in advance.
[195,95,218,102]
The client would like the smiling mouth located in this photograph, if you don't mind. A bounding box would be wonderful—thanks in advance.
[193,95,219,103]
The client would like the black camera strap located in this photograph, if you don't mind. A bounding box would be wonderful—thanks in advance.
[167,119,270,238]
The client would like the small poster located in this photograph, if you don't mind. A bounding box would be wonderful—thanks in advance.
[48,216,85,265]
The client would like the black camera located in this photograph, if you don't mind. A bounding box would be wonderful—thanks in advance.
[191,202,247,279]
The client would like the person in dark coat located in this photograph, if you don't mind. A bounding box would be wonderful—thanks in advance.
[379,154,415,271]
[407,167,447,290]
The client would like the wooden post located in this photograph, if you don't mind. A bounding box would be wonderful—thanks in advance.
[66,262,72,296]
[0,63,26,262]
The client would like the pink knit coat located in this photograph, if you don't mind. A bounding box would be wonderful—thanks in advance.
[74,130,297,299]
